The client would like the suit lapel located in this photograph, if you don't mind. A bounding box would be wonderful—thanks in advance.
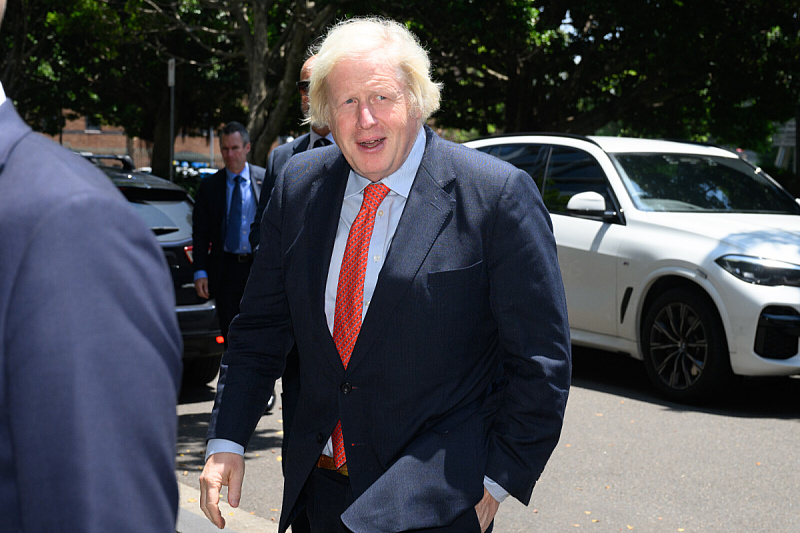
[302,155,352,373]
[249,167,263,201]
[294,134,311,156]
[345,131,456,374]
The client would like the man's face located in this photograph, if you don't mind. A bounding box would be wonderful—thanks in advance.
[220,132,250,174]
[327,52,421,182]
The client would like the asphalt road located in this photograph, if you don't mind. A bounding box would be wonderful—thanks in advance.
[176,348,800,532]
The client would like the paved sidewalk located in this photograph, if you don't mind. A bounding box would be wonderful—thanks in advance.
[176,481,280,533]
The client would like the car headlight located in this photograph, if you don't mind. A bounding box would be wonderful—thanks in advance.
[715,255,800,287]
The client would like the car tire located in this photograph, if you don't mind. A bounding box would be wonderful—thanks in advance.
[182,355,223,388]
[641,287,732,403]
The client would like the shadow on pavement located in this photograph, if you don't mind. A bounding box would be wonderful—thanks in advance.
[571,345,800,420]
[178,381,217,405]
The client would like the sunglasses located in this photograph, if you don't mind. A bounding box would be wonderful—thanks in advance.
[296,80,310,93]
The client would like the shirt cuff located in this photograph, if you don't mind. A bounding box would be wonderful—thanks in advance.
[194,270,208,282]
[484,476,509,503]
[205,438,245,462]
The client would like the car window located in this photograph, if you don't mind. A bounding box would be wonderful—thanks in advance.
[541,146,609,213]
[475,143,548,189]
[128,199,193,242]
[611,154,800,214]
[117,187,193,242]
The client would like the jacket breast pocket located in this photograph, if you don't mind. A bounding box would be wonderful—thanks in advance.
[427,261,484,288]
[425,261,488,323]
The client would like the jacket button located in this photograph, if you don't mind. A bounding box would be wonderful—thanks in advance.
[341,382,352,394]
[316,432,324,444]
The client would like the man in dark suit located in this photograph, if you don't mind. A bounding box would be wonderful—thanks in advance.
[193,122,265,341]
[200,17,571,533]
[0,0,183,526]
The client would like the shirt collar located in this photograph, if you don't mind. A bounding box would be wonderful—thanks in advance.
[226,162,250,183]
[0,83,6,106]
[345,126,426,200]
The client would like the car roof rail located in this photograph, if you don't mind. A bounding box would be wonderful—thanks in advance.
[468,131,602,147]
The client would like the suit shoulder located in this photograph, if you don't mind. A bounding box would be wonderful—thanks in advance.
[268,140,298,163]
[425,132,524,192]
[5,130,126,204]
[284,142,339,175]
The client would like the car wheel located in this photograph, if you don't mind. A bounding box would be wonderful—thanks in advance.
[182,355,223,388]
[641,287,732,403]
[264,388,276,414]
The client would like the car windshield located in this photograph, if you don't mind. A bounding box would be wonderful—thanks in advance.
[610,153,800,214]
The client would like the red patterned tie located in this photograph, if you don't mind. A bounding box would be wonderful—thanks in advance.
[331,182,390,468]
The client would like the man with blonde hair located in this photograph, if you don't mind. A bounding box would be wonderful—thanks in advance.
[200,16,571,533]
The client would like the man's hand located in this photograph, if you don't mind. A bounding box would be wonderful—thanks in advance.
[475,487,500,533]
[195,277,210,299]
[199,452,245,529]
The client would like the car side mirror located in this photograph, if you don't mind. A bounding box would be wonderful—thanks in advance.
[567,191,606,213]
[566,191,617,222]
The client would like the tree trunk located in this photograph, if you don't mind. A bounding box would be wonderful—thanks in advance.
[246,1,339,166]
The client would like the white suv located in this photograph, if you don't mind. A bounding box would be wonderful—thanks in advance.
[465,134,800,402]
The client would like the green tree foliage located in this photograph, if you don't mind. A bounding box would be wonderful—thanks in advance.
[2,0,798,171]
[410,0,799,150]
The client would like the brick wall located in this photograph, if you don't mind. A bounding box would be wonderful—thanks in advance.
[47,114,223,170]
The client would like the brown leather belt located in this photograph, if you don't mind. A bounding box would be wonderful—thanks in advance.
[316,454,348,476]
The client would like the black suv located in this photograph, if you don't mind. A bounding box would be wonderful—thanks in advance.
[82,154,224,387]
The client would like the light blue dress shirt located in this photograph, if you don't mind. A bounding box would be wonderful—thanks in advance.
[224,165,257,254]
[194,163,257,282]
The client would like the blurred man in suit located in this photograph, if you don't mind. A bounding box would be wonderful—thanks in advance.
[0,1,183,530]
[200,17,571,533]
[249,54,335,250]
[193,121,265,341]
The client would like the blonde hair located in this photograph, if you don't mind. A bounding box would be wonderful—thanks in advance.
[307,17,442,128]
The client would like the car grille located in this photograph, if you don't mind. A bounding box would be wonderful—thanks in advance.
[755,306,800,360]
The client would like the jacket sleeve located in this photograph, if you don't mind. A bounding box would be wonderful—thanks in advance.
[208,165,295,448]
[484,167,572,504]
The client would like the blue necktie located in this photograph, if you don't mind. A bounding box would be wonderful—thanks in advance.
[225,175,244,252]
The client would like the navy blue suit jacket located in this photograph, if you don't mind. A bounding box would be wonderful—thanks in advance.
[0,100,183,531]
[209,127,571,532]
